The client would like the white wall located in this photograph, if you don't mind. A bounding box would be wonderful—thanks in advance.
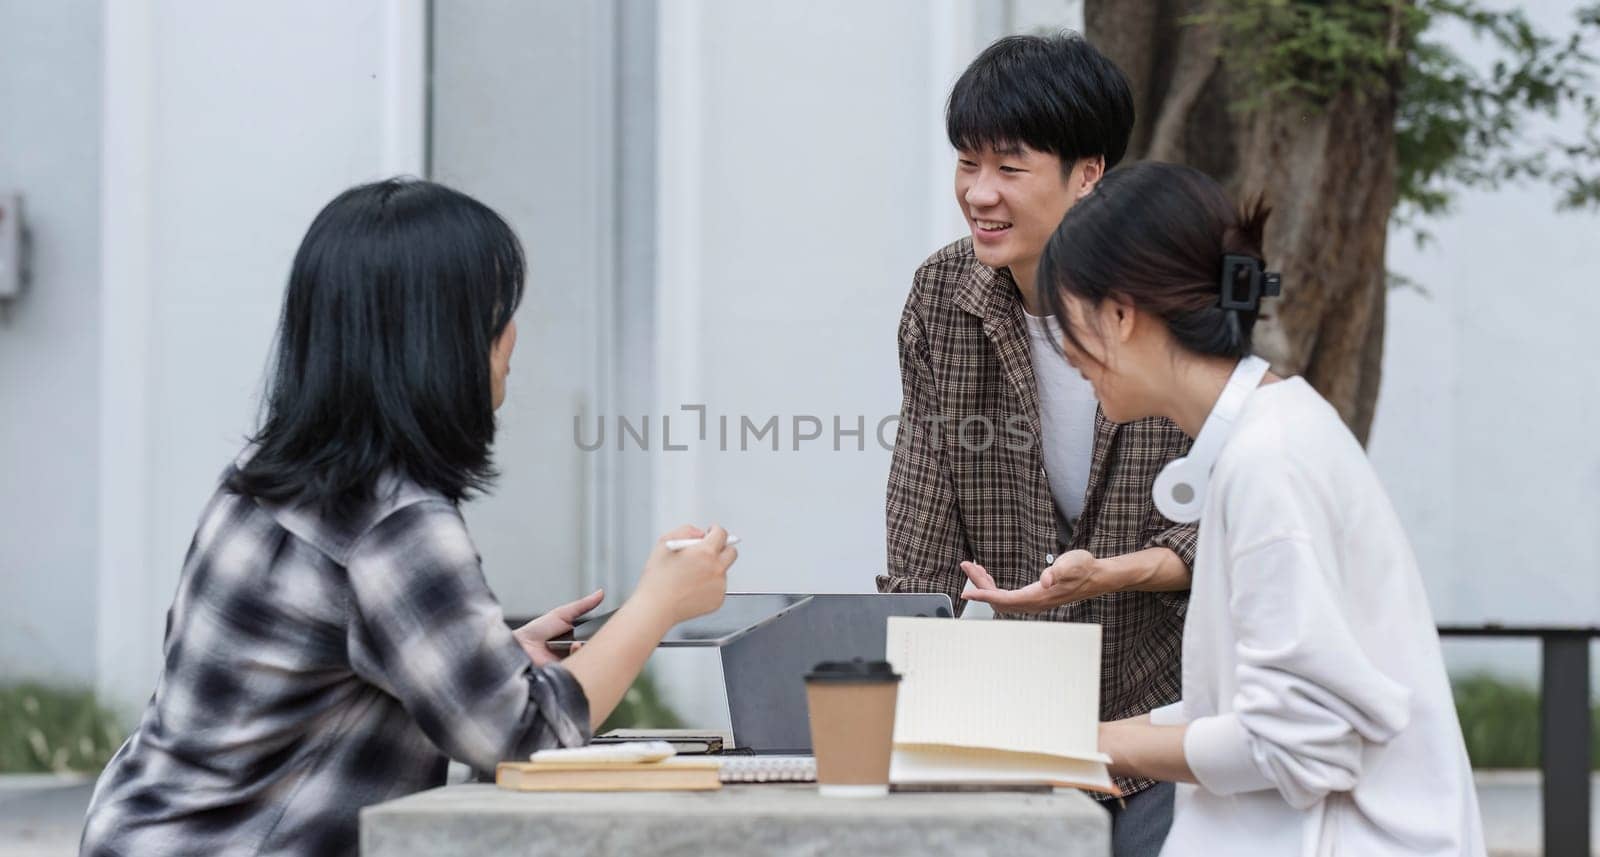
[657,0,928,587]
[1368,0,1600,687]
[652,0,1016,592]
[1375,188,1600,630]
[429,0,619,615]
[0,0,103,686]
[1372,164,1600,685]
[646,0,1011,725]
[95,0,424,715]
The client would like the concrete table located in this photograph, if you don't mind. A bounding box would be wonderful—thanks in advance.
[361,783,1110,857]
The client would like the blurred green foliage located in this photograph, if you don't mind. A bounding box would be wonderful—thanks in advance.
[596,670,684,734]
[0,683,124,773]
[1452,672,1600,770]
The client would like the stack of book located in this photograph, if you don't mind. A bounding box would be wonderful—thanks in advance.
[496,741,723,792]
[496,756,724,792]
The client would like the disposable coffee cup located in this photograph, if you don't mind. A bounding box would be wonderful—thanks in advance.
[804,659,901,798]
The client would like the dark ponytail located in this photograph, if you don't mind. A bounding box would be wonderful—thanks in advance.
[1039,162,1274,362]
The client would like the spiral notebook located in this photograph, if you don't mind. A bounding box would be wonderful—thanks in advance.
[718,755,816,783]
[497,752,814,791]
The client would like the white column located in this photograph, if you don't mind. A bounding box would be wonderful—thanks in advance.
[381,0,428,178]
[653,0,707,538]
[97,0,157,717]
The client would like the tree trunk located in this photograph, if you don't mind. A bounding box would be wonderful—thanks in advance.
[1086,1,1400,443]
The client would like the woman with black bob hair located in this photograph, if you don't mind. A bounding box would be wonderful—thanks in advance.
[1036,162,1483,854]
[81,178,736,857]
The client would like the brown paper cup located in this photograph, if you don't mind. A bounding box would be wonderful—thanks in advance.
[804,660,900,797]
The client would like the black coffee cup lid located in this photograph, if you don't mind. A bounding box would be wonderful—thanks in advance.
[804,658,901,683]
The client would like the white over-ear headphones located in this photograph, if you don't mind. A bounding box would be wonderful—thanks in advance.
[1152,355,1271,523]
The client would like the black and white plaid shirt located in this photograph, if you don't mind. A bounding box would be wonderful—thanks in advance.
[80,465,591,856]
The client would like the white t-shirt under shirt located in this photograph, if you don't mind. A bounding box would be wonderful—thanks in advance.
[1155,377,1483,856]
[1024,310,1099,522]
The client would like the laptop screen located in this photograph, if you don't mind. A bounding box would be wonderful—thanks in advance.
[550,593,814,649]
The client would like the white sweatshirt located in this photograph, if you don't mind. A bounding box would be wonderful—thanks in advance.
[1155,378,1484,857]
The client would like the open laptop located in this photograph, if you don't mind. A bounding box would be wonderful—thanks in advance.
[718,593,953,754]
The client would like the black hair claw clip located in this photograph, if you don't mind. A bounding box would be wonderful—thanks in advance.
[1219,254,1281,311]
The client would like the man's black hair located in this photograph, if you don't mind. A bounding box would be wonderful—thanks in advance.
[946,32,1135,170]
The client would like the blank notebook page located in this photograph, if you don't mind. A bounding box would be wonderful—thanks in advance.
[886,617,1103,761]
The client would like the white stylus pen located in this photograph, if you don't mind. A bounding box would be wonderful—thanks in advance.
[664,534,742,551]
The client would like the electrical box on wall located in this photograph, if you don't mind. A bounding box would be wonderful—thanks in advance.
[0,193,22,300]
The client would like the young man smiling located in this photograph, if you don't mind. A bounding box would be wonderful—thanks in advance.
[876,33,1197,857]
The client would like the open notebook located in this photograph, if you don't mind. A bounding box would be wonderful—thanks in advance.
[885,617,1117,796]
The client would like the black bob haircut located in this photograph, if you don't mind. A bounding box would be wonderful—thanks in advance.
[228,177,526,513]
[1039,161,1272,363]
[946,32,1136,170]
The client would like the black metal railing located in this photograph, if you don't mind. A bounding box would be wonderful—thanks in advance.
[1438,625,1599,857]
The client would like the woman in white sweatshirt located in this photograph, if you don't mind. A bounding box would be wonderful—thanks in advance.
[1031,161,1484,856]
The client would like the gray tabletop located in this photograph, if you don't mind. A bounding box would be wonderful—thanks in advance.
[361,783,1110,857]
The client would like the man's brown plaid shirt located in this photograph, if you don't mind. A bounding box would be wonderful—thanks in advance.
[877,237,1198,799]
